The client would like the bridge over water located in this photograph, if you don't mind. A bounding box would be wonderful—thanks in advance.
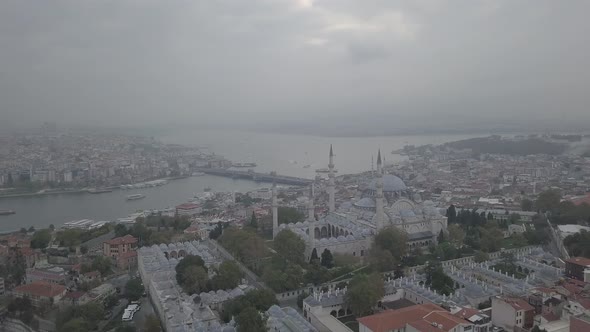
[197,168,313,186]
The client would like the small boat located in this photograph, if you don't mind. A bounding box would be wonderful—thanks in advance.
[204,187,212,192]
[0,209,16,216]
[303,165,311,169]
[232,162,257,168]
[87,188,113,194]
[192,172,205,176]
[126,194,146,201]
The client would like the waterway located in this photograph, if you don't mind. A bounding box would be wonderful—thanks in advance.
[0,130,480,231]
[0,176,265,232]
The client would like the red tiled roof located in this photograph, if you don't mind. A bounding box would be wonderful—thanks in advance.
[14,281,66,298]
[566,257,590,267]
[104,234,137,246]
[407,320,444,332]
[453,308,481,320]
[570,194,590,206]
[501,298,535,311]
[117,250,137,259]
[357,304,469,332]
[423,311,471,331]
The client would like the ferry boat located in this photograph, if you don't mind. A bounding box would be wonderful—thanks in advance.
[126,194,146,201]
[315,168,338,174]
[232,162,257,168]
[0,209,16,216]
[87,188,113,194]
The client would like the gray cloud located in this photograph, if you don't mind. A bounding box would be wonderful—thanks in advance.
[0,0,589,133]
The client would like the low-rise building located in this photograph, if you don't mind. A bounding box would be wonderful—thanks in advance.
[565,257,590,281]
[26,266,67,285]
[357,303,474,332]
[175,203,202,216]
[103,234,137,259]
[491,296,535,331]
[116,250,137,270]
[12,281,67,307]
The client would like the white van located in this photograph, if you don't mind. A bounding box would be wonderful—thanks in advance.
[122,311,134,322]
[126,304,140,313]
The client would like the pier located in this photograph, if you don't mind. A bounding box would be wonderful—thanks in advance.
[197,168,313,186]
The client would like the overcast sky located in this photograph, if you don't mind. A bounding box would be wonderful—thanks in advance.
[1,0,589,133]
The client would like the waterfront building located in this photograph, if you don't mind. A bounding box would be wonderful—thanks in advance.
[277,146,448,262]
[175,202,202,216]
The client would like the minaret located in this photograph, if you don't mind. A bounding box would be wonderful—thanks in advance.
[328,145,336,212]
[308,183,315,221]
[375,149,384,231]
[272,180,279,239]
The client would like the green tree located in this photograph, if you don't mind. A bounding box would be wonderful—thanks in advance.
[221,289,278,323]
[49,224,55,231]
[125,278,145,301]
[425,264,455,295]
[211,260,243,290]
[297,292,309,309]
[521,199,534,211]
[182,266,209,294]
[236,306,267,332]
[175,254,207,286]
[479,224,504,252]
[144,314,161,332]
[59,318,89,332]
[274,230,305,265]
[249,211,258,229]
[345,273,384,316]
[277,207,305,225]
[309,248,319,264]
[320,249,334,268]
[114,224,129,237]
[91,255,112,276]
[535,190,561,212]
[369,247,397,272]
[437,230,446,244]
[374,226,408,260]
[31,229,52,249]
[448,224,465,247]
[116,325,136,332]
[80,245,88,254]
[474,250,489,263]
[509,213,521,224]
[446,205,457,224]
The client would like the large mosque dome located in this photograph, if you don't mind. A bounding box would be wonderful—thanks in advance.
[368,174,407,192]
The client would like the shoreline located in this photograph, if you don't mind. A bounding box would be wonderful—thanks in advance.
[0,175,191,200]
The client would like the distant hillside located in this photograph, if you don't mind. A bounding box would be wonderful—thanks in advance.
[443,136,567,156]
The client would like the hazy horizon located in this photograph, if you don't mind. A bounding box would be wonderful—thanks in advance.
[1,0,589,135]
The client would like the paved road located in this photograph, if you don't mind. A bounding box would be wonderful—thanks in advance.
[132,297,156,331]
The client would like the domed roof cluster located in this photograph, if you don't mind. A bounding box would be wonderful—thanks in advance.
[354,197,376,208]
[368,174,407,192]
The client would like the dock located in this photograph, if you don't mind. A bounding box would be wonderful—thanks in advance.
[197,168,313,186]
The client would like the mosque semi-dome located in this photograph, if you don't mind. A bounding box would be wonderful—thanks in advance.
[368,174,407,192]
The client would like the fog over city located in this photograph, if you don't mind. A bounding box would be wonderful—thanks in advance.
[1,0,589,135]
